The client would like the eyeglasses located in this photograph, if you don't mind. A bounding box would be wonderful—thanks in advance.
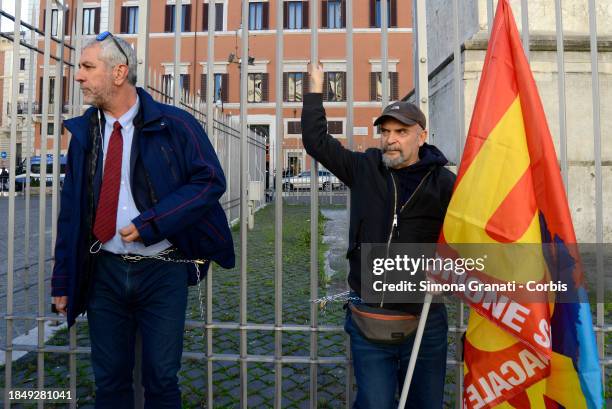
[96,31,128,66]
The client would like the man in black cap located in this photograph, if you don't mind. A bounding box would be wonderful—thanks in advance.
[301,64,455,408]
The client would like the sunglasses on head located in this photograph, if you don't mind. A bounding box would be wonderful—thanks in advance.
[96,31,129,66]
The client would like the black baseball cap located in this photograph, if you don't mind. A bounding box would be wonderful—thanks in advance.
[374,101,426,130]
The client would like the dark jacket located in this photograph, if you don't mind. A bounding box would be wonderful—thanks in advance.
[301,93,456,314]
[51,87,235,327]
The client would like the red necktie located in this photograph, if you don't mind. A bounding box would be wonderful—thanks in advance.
[93,121,123,243]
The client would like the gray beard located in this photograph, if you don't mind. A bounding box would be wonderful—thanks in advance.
[382,151,406,168]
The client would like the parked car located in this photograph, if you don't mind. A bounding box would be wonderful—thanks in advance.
[282,169,343,191]
[15,155,66,191]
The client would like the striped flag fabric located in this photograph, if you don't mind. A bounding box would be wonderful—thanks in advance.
[439,1,605,408]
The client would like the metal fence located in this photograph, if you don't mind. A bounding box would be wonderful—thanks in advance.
[0,0,609,408]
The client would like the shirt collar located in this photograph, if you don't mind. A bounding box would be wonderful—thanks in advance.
[103,94,140,129]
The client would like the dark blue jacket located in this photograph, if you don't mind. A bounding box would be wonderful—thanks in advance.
[51,87,235,327]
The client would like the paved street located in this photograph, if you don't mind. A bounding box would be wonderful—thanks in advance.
[0,195,55,342]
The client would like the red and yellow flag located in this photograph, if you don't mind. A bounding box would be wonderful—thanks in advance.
[440,1,604,408]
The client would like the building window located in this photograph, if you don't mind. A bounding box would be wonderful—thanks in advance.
[203,3,224,31]
[285,1,308,30]
[370,72,399,101]
[120,6,139,34]
[371,0,397,28]
[201,73,228,103]
[324,72,345,102]
[284,72,307,102]
[82,8,100,35]
[19,83,25,94]
[247,73,268,103]
[180,74,190,96]
[47,123,54,136]
[165,4,192,32]
[249,2,269,30]
[287,120,302,135]
[324,0,344,29]
[19,58,26,71]
[328,120,343,135]
[213,73,223,102]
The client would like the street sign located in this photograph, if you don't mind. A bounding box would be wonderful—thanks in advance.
[0,152,6,159]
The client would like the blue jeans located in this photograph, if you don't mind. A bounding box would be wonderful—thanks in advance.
[87,251,188,409]
[345,302,448,409]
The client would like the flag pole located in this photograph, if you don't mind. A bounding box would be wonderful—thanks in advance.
[397,292,433,409]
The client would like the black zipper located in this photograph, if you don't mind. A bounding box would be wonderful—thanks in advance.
[380,169,433,307]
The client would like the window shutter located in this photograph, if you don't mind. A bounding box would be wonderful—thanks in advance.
[283,73,288,101]
[200,74,207,101]
[322,73,328,101]
[262,2,269,30]
[221,73,229,102]
[303,72,310,94]
[202,3,208,31]
[216,4,223,30]
[341,73,347,101]
[120,7,127,33]
[391,72,399,100]
[369,0,376,27]
[184,4,192,32]
[94,7,101,34]
[165,5,172,32]
[390,0,397,27]
[64,9,70,35]
[302,2,309,28]
[38,77,43,104]
[341,0,346,28]
[283,2,289,29]
[262,73,269,102]
[183,74,191,95]
[370,72,377,101]
[321,1,328,28]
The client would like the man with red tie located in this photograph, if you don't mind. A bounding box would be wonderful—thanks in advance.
[51,32,234,408]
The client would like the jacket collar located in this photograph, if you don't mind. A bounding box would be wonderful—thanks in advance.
[63,87,163,148]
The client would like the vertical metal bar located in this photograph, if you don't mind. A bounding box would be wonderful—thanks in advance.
[4,1,23,406]
[486,0,493,37]
[240,1,249,407]
[274,0,284,406]
[73,0,85,113]
[37,4,54,406]
[345,1,354,407]
[554,0,568,191]
[68,5,79,401]
[520,0,529,61]
[173,0,182,105]
[136,0,151,89]
[415,0,429,124]
[309,1,319,407]
[107,0,115,33]
[452,0,464,162]
[51,4,65,249]
[451,0,464,407]
[587,0,604,384]
[205,3,216,408]
[381,0,389,107]
[24,4,37,325]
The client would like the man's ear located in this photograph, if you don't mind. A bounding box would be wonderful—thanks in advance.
[418,129,428,146]
[113,64,128,85]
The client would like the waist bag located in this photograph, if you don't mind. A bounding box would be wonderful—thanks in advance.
[349,302,419,344]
